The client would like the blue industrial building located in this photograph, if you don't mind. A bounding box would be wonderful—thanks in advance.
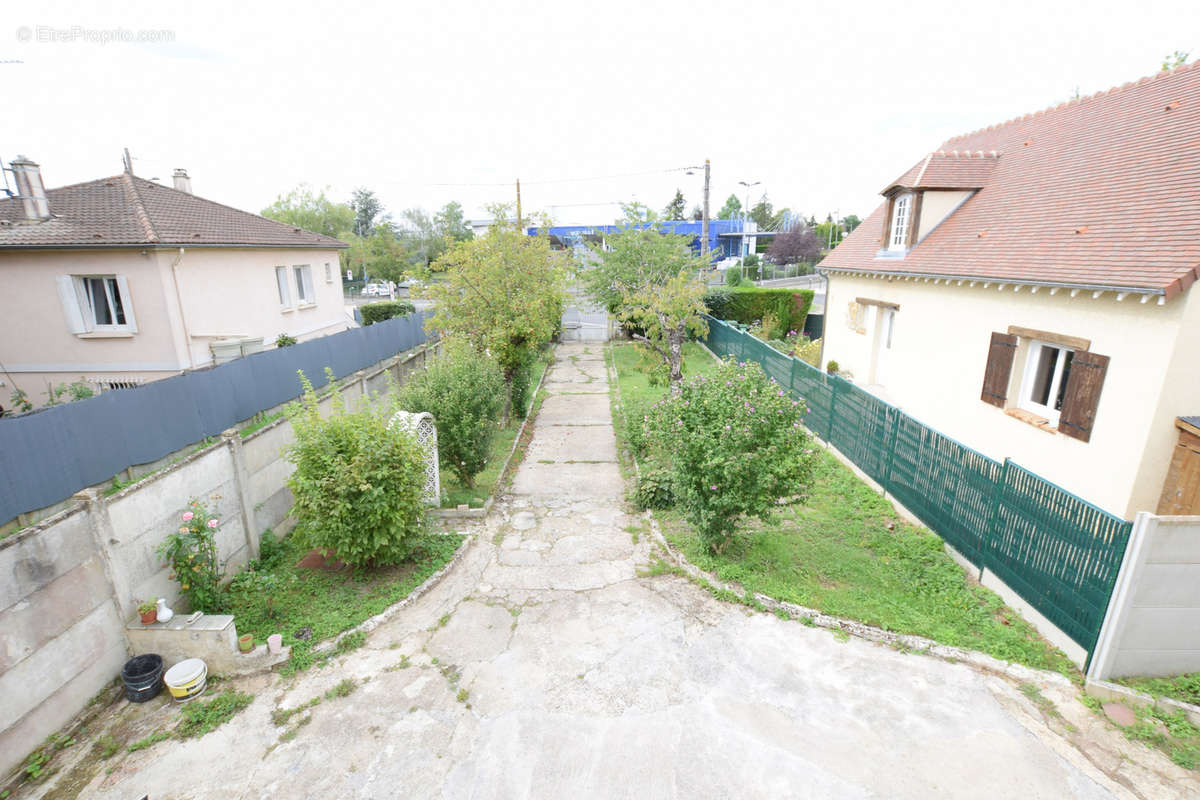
[527,219,768,260]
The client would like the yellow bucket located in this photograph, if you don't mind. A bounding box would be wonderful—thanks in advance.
[163,658,207,702]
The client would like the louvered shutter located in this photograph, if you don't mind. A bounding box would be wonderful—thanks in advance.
[1057,351,1108,442]
[980,332,1017,408]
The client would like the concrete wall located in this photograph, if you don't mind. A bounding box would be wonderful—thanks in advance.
[821,273,1194,518]
[0,342,436,776]
[1089,513,1200,680]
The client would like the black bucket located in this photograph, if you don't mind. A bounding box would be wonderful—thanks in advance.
[122,654,164,703]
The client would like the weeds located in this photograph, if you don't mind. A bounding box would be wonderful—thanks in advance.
[325,679,358,699]
[176,691,255,740]
[127,731,171,752]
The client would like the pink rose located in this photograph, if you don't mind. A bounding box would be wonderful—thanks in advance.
[182,512,194,521]
[207,519,219,528]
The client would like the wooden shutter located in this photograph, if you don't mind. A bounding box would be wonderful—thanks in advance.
[980,332,1017,408]
[56,275,88,333]
[906,191,924,248]
[115,275,137,333]
[1057,351,1108,442]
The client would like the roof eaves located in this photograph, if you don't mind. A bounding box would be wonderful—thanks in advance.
[818,265,1170,300]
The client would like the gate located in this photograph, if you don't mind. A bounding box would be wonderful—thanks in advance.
[560,306,611,342]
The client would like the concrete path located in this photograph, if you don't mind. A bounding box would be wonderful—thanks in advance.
[74,344,1192,799]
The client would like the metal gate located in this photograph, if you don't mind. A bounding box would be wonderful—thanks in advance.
[560,306,611,342]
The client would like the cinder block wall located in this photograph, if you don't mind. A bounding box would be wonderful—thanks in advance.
[0,341,437,776]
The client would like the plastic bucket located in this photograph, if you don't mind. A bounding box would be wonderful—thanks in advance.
[163,658,208,702]
[121,654,164,703]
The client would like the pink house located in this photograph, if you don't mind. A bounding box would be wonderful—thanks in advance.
[0,157,350,408]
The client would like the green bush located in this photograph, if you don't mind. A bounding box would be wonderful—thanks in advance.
[157,499,226,613]
[622,398,652,459]
[286,369,428,566]
[400,347,505,487]
[724,265,743,287]
[648,359,816,553]
[634,466,675,510]
[360,301,415,326]
[275,333,298,348]
[507,351,541,420]
[703,287,813,335]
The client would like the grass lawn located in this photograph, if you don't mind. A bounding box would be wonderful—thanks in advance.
[438,354,550,509]
[1115,673,1200,707]
[228,530,462,674]
[611,340,1078,678]
[609,341,720,406]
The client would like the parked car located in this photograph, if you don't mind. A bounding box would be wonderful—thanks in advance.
[361,283,390,297]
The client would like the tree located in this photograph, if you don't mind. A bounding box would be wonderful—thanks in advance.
[582,208,698,315]
[663,189,686,221]
[344,225,409,283]
[351,188,385,237]
[716,194,742,220]
[261,184,354,239]
[621,271,709,391]
[749,195,775,229]
[766,222,822,264]
[1162,50,1190,71]
[434,201,474,243]
[426,207,567,423]
[689,205,703,221]
[842,214,862,233]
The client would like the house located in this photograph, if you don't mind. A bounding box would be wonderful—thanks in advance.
[817,63,1200,520]
[0,158,350,407]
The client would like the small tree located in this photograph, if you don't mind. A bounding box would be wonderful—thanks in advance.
[647,359,816,553]
[426,207,566,423]
[716,194,742,220]
[621,271,709,391]
[663,189,686,220]
[400,346,505,488]
[766,223,822,265]
[286,369,427,566]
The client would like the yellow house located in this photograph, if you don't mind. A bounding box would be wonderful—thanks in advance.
[0,157,350,407]
[819,64,1200,520]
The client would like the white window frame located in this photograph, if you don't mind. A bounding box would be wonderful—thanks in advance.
[56,274,138,335]
[888,193,912,252]
[275,266,291,309]
[1018,339,1074,425]
[324,262,333,283]
[293,265,315,306]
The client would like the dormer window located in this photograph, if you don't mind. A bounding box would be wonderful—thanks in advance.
[889,193,912,251]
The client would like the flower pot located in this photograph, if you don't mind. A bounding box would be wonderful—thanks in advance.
[140,609,158,625]
[267,634,283,655]
[122,654,164,703]
[238,633,254,653]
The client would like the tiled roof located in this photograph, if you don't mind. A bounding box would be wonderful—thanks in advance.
[884,150,1000,192]
[0,173,347,249]
[824,62,1200,298]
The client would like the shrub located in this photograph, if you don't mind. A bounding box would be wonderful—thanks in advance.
[634,466,675,510]
[275,333,298,348]
[507,352,539,420]
[826,360,839,375]
[704,287,814,334]
[400,347,506,487]
[158,499,226,612]
[724,265,743,287]
[794,336,822,367]
[360,300,415,326]
[647,359,816,553]
[286,369,427,566]
[622,398,652,459]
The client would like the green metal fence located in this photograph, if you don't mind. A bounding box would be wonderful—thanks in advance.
[703,316,1131,657]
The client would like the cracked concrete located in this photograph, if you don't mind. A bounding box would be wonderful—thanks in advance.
[62,343,1199,799]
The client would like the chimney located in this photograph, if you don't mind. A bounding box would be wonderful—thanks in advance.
[11,155,51,221]
[172,168,192,194]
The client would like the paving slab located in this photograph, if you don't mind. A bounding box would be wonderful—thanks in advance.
[523,423,618,463]
[68,342,1195,800]
[536,392,613,426]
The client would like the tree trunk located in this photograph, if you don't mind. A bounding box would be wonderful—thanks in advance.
[667,327,685,395]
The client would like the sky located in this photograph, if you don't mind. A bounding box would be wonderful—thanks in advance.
[5,0,1199,228]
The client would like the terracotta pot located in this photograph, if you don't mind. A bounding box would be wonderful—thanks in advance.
[140,609,157,625]
[238,633,254,653]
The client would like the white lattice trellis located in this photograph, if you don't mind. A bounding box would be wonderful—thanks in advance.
[387,411,440,505]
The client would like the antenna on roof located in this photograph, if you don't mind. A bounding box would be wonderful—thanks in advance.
[0,155,13,197]
[122,147,133,175]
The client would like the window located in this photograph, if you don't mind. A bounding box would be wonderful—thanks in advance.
[275,266,291,308]
[980,329,1109,442]
[889,193,912,251]
[293,265,314,305]
[1018,341,1074,425]
[324,262,332,283]
[55,275,138,335]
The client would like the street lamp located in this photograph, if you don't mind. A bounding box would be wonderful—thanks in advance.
[738,180,760,258]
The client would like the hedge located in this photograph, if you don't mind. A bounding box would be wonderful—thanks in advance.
[360,300,415,326]
[703,287,814,337]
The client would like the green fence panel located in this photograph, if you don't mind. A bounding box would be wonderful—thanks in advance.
[700,316,1131,654]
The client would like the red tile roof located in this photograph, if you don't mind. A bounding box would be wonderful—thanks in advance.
[0,173,347,250]
[884,150,1001,192]
[823,62,1200,299]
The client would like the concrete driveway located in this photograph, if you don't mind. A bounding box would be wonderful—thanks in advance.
[72,344,1193,799]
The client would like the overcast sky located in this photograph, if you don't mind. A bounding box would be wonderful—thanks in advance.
[5,0,1198,227]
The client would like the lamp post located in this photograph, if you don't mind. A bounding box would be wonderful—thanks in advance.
[738,180,760,259]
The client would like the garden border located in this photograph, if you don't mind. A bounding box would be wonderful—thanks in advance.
[606,340,1075,690]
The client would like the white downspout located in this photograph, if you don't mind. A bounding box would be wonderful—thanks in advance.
[169,247,194,369]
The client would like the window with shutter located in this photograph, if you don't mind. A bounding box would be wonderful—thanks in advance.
[1056,351,1108,442]
[980,332,1017,408]
[58,274,137,335]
